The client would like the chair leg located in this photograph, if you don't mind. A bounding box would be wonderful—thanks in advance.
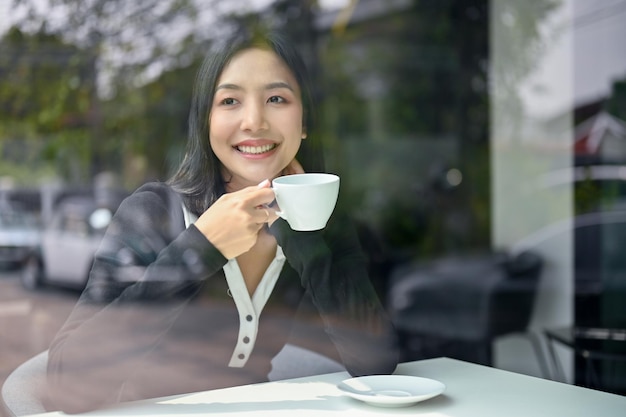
[525,331,552,380]
[545,334,566,382]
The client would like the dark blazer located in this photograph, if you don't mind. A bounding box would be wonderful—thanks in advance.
[46,182,398,413]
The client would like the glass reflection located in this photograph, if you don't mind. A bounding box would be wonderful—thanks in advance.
[1,2,625,414]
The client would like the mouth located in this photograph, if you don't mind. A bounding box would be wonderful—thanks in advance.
[234,143,278,155]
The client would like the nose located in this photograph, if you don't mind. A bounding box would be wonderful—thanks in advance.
[240,101,268,132]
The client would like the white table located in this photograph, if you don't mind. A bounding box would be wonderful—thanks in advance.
[31,357,625,417]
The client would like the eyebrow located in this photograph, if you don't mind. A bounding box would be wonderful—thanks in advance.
[215,82,295,92]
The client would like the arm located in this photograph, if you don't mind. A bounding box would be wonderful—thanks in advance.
[269,213,399,377]
[46,183,228,413]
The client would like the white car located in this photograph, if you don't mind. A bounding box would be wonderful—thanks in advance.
[21,197,114,295]
[0,205,40,270]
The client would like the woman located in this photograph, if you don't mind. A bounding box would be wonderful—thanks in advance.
[46,29,398,413]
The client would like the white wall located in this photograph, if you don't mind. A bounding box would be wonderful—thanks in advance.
[490,0,574,380]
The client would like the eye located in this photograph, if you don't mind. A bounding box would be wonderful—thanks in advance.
[220,97,238,106]
[267,96,285,104]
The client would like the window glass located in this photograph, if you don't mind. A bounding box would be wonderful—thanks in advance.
[1,0,625,408]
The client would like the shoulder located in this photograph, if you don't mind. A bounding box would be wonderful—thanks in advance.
[118,182,180,209]
[131,181,178,201]
[113,182,184,230]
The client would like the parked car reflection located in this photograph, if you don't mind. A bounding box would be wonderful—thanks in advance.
[0,204,40,270]
[20,197,116,300]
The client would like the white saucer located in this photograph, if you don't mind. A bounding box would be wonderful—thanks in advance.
[337,375,445,407]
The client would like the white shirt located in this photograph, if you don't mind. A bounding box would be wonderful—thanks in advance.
[182,204,286,367]
[223,247,285,367]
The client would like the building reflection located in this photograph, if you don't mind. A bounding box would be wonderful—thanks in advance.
[0,0,625,401]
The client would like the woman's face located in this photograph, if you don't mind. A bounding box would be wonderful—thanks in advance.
[209,47,305,192]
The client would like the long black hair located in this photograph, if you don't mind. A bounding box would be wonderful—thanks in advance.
[168,29,324,216]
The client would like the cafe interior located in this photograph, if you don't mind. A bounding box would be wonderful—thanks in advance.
[0,0,625,415]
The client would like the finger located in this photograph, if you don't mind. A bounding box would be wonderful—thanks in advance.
[247,188,276,208]
[253,206,271,224]
[291,158,305,174]
[282,158,305,176]
[238,180,270,194]
[257,179,271,188]
[233,183,275,206]
[262,207,270,223]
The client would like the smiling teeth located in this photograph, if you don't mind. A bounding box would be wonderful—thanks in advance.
[237,144,276,154]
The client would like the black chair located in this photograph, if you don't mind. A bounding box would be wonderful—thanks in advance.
[387,250,548,374]
[1,350,48,417]
[544,326,626,393]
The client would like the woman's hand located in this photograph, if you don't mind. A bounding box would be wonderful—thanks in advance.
[267,159,306,227]
[280,158,305,176]
[195,180,276,259]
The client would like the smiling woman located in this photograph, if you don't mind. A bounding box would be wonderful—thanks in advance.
[43,28,399,414]
[209,48,306,192]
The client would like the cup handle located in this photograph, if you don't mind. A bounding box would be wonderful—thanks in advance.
[262,201,286,221]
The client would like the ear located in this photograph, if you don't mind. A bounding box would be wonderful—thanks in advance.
[301,127,307,139]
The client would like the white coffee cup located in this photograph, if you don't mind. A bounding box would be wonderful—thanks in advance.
[272,173,340,231]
